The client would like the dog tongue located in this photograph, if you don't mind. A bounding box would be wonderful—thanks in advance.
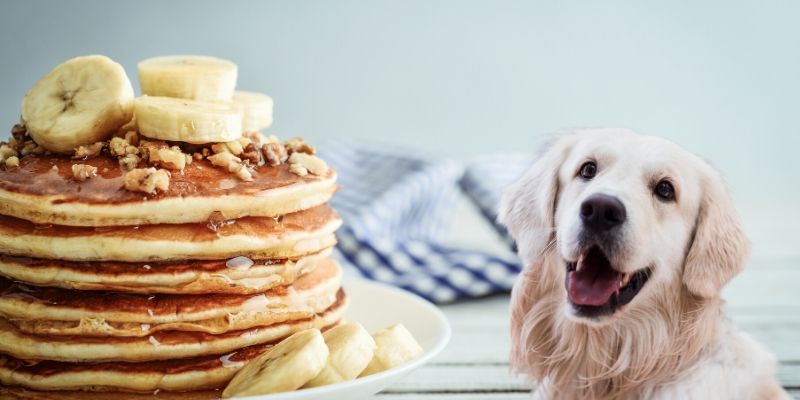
[568,247,622,306]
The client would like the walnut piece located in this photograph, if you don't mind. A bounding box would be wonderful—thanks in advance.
[71,164,98,181]
[284,137,316,155]
[288,152,328,176]
[208,152,253,181]
[5,156,19,168]
[289,162,308,176]
[74,142,105,159]
[262,142,288,166]
[151,146,186,170]
[11,123,27,141]
[124,168,170,194]
[119,154,141,171]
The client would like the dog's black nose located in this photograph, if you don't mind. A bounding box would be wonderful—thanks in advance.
[580,194,626,231]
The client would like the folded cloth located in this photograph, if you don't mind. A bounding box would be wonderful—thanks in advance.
[319,141,531,303]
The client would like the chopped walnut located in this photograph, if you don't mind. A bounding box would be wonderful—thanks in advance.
[288,152,329,176]
[289,162,308,176]
[5,156,19,168]
[151,146,186,170]
[0,144,18,160]
[119,154,141,171]
[240,143,263,166]
[11,123,27,141]
[208,152,253,181]
[109,137,139,157]
[71,164,98,181]
[74,142,105,159]
[262,142,288,166]
[124,168,170,194]
[284,137,316,155]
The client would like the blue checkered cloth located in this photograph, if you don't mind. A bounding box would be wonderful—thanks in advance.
[318,141,532,303]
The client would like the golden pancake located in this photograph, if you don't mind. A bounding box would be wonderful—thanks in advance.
[0,289,346,362]
[0,205,341,262]
[0,248,331,295]
[0,387,219,400]
[0,335,334,393]
[0,153,337,227]
[1,259,342,336]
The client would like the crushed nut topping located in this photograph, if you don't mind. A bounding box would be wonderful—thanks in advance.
[4,156,19,168]
[289,162,308,176]
[124,168,170,194]
[71,164,98,181]
[284,137,316,155]
[73,142,105,159]
[288,152,329,176]
[208,151,253,181]
[262,142,288,166]
[11,122,27,141]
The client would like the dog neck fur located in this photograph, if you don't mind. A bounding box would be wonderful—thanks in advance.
[510,249,724,400]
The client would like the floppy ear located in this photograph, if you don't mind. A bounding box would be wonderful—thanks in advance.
[683,167,750,298]
[498,135,575,264]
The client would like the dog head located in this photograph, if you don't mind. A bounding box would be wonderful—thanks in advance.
[500,128,750,325]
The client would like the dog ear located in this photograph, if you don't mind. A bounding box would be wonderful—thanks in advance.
[499,135,575,264]
[683,167,750,298]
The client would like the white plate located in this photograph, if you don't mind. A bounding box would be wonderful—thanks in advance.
[237,278,451,400]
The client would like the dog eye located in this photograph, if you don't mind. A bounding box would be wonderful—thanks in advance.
[654,180,675,201]
[578,161,597,180]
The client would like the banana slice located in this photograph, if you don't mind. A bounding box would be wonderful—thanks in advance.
[222,329,328,398]
[304,322,376,387]
[134,96,242,143]
[21,55,134,153]
[232,91,274,132]
[360,323,424,377]
[138,55,237,102]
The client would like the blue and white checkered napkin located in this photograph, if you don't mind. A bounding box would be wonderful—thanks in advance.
[318,141,532,303]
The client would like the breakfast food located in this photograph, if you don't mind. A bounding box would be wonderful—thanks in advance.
[360,323,425,376]
[0,54,347,398]
[304,322,376,387]
[0,54,423,399]
[221,329,329,398]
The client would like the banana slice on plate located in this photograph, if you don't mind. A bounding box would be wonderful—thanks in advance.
[138,55,238,102]
[134,96,242,143]
[222,328,329,398]
[360,323,424,377]
[304,322,376,388]
[21,55,134,153]
[233,91,274,132]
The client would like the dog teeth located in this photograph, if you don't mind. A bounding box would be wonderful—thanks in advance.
[619,274,631,288]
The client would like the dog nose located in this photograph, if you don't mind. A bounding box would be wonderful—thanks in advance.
[580,194,626,231]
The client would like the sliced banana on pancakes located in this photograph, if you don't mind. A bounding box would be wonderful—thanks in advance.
[138,55,238,102]
[134,96,242,143]
[222,328,329,398]
[304,322,376,387]
[360,323,424,376]
[21,55,134,153]
[233,90,274,132]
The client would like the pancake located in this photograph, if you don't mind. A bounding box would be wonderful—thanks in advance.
[0,289,347,362]
[0,153,337,227]
[0,387,220,400]
[0,248,332,295]
[0,204,341,262]
[0,259,342,336]
[0,329,338,393]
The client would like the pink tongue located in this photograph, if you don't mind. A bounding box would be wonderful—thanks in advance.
[568,252,622,306]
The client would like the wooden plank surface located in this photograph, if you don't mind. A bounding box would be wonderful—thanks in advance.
[378,256,800,398]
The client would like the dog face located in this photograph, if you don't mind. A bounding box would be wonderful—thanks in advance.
[500,129,750,325]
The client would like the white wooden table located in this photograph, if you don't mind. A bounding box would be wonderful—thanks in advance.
[375,254,800,399]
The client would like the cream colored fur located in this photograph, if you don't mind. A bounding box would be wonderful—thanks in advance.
[500,129,788,400]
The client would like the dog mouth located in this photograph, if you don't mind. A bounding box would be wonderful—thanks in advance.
[565,246,651,318]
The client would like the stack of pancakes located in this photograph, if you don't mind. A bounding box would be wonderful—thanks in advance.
[0,144,346,397]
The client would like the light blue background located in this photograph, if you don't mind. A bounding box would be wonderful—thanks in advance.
[1,1,798,254]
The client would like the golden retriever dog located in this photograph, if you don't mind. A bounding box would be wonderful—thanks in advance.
[499,129,788,400]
